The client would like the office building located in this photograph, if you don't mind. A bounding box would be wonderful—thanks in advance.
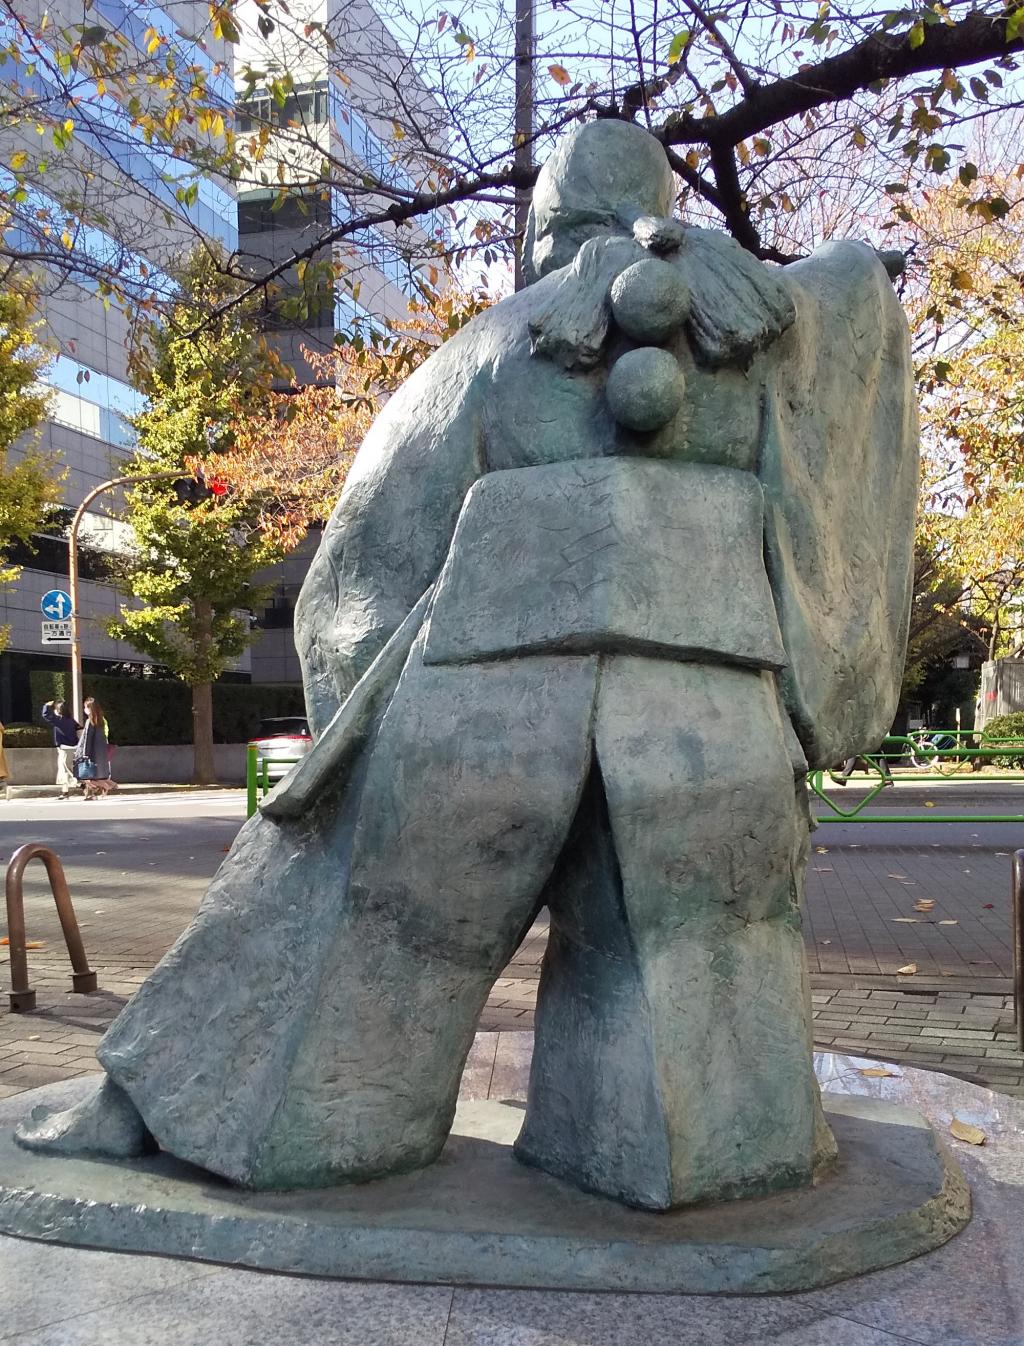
[235,0,449,682]
[0,0,237,722]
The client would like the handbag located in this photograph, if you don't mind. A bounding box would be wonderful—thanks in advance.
[74,722,98,780]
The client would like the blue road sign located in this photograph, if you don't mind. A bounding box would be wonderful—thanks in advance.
[40,589,72,620]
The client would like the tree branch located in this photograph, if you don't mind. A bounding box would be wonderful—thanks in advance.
[679,0,758,96]
[659,9,1024,149]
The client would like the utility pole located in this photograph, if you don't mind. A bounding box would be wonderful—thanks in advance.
[513,0,534,291]
[68,472,179,721]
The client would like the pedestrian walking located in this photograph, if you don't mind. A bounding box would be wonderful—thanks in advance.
[75,698,117,799]
[41,700,81,798]
[0,721,9,793]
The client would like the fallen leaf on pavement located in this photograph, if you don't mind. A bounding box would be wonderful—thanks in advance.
[897,963,918,975]
[983,904,995,910]
[0,937,7,946]
[892,917,919,923]
[938,919,959,925]
[819,939,832,945]
[923,800,935,807]
[815,846,829,854]
[949,1118,986,1146]
[24,941,44,949]
[859,1067,900,1078]
[914,899,936,912]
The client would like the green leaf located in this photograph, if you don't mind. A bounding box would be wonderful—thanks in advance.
[667,29,691,63]
[908,20,925,48]
[79,24,107,45]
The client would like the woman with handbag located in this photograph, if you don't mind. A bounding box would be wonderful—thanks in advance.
[75,700,117,800]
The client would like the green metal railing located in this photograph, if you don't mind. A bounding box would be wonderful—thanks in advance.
[246,745,303,818]
[812,731,1024,824]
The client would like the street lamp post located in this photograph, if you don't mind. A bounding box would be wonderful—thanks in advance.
[68,471,179,721]
[513,0,534,291]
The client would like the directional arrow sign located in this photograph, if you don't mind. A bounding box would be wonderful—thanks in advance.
[42,619,72,644]
[40,588,72,620]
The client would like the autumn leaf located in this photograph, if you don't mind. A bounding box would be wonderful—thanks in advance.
[666,29,690,62]
[938,919,959,925]
[914,899,936,912]
[548,64,571,86]
[859,1066,900,1078]
[897,962,918,975]
[949,1118,986,1146]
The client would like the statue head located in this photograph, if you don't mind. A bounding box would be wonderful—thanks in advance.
[524,120,675,284]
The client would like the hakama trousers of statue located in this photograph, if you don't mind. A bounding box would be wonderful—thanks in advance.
[97,643,835,1206]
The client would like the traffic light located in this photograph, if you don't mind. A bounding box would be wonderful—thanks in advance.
[171,473,228,506]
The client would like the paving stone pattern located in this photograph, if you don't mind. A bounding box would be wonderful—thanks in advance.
[2,785,1023,1101]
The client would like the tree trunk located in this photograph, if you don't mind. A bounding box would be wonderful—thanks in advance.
[192,598,217,786]
[192,680,216,785]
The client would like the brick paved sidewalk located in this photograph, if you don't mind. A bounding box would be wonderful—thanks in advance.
[803,780,1021,984]
[6,915,1021,1105]
[485,917,1024,1097]
[3,784,1024,1101]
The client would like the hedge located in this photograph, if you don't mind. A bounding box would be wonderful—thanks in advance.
[981,712,1024,767]
[3,723,51,747]
[29,672,305,746]
[982,712,1024,742]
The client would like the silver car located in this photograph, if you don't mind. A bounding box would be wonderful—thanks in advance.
[248,716,312,783]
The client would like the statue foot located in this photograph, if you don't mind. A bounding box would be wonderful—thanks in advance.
[15,1077,155,1160]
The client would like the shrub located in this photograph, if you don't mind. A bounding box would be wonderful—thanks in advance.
[3,723,51,747]
[981,713,1024,767]
[28,672,305,745]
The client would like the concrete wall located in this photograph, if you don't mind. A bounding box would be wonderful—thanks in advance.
[978,660,1024,727]
[6,744,248,787]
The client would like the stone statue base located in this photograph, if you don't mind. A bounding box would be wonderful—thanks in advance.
[0,1080,969,1295]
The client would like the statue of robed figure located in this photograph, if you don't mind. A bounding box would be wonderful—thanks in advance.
[18,120,918,1213]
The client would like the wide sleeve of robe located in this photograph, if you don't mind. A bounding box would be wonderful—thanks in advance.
[295,323,488,735]
[760,240,919,770]
[95,317,492,1182]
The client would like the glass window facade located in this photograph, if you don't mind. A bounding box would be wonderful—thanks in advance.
[89,0,234,104]
[236,83,330,134]
[328,82,449,248]
[331,189,419,299]
[0,11,236,248]
[41,353,143,448]
[1,174,178,304]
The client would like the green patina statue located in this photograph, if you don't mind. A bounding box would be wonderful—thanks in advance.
[17,120,919,1213]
